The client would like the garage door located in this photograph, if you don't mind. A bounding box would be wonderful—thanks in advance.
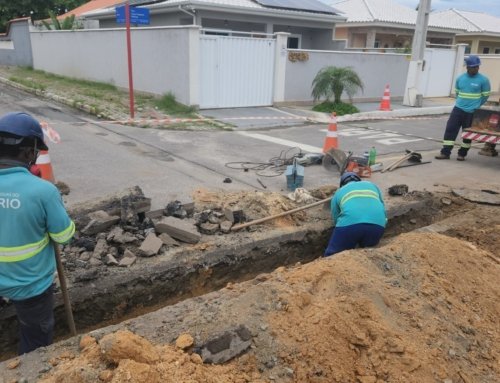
[200,34,275,109]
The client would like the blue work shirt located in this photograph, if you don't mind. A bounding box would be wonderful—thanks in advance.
[455,72,491,113]
[0,167,75,300]
[331,181,386,228]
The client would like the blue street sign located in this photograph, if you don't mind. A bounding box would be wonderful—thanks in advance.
[115,6,150,25]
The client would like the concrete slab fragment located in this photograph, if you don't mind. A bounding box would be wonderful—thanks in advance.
[452,188,500,205]
[155,217,201,244]
[139,233,163,257]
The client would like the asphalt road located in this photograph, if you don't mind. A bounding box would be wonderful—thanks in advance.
[1,84,499,209]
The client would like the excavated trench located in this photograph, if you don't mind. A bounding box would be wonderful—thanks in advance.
[0,191,477,359]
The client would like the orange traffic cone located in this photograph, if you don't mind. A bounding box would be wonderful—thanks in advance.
[36,149,56,183]
[379,84,392,111]
[322,113,338,153]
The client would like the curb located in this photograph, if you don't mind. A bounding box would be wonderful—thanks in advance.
[297,106,453,124]
[0,75,120,122]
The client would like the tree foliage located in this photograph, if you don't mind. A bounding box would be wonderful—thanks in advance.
[42,10,76,30]
[311,66,364,104]
[0,0,86,33]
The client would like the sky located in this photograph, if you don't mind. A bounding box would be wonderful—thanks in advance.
[327,0,500,17]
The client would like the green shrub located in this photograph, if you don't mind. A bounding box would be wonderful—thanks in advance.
[154,92,195,115]
[312,101,359,116]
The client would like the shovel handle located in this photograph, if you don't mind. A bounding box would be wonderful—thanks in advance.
[231,196,332,231]
[53,242,77,336]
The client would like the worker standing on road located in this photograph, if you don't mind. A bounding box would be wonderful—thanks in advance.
[435,55,491,161]
[324,172,386,257]
[0,112,75,354]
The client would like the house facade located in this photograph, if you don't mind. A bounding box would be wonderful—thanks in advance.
[331,0,460,50]
[431,9,500,54]
[331,0,500,53]
[81,0,347,50]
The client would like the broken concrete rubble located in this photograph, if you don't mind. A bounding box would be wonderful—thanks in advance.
[224,207,245,224]
[81,210,120,235]
[119,249,137,267]
[138,233,163,257]
[155,217,201,244]
[199,325,252,364]
[158,233,179,247]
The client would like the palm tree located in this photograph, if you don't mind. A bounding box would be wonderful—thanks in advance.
[311,66,363,104]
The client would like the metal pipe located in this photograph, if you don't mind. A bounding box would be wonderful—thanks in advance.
[178,5,196,25]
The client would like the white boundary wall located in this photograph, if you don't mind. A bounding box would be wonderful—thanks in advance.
[282,50,410,103]
[28,26,475,108]
[30,26,200,106]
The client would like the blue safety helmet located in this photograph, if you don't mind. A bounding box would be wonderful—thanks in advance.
[0,112,48,150]
[340,172,361,187]
[464,55,481,68]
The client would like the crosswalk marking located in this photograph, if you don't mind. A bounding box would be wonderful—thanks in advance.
[237,132,323,153]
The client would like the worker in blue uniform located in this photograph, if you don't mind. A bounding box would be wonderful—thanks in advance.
[325,172,386,257]
[435,55,491,161]
[0,112,75,354]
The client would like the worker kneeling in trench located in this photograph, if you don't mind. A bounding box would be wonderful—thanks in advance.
[324,172,387,256]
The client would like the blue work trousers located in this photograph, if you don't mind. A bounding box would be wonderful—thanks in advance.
[440,107,474,157]
[12,285,55,355]
[324,223,385,256]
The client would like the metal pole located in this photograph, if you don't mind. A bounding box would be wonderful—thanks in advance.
[403,0,431,106]
[53,242,77,336]
[126,2,135,119]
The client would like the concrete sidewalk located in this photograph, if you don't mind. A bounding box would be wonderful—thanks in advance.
[201,97,456,130]
[285,97,456,124]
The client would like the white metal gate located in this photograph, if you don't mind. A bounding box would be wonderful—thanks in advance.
[200,34,275,109]
[421,48,457,97]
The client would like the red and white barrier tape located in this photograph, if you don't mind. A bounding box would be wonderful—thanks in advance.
[462,132,500,144]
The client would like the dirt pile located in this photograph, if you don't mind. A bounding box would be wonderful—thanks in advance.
[26,224,499,383]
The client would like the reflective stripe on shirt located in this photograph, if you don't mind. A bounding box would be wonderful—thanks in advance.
[0,235,50,263]
[457,91,481,99]
[340,190,381,206]
[49,221,75,244]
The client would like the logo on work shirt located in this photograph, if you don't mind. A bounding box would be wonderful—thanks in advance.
[0,192,21,209]
[470,83,480,87]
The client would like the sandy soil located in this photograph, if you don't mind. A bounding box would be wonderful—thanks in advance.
[17,203,497,383]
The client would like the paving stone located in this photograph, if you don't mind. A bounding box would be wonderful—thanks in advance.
[83,210,120,233]
[119,250,137,267]
[93,238,108,258]
[145,209,164,219]
[181,201,195,216]
[224,208,245,224]
[155,217,201,244]
[199,222,219,235]
[104,254,119,266]
[220,221,233,234]
[107,227,137,244]
[138,233,163,257]
[89,257,103,267]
